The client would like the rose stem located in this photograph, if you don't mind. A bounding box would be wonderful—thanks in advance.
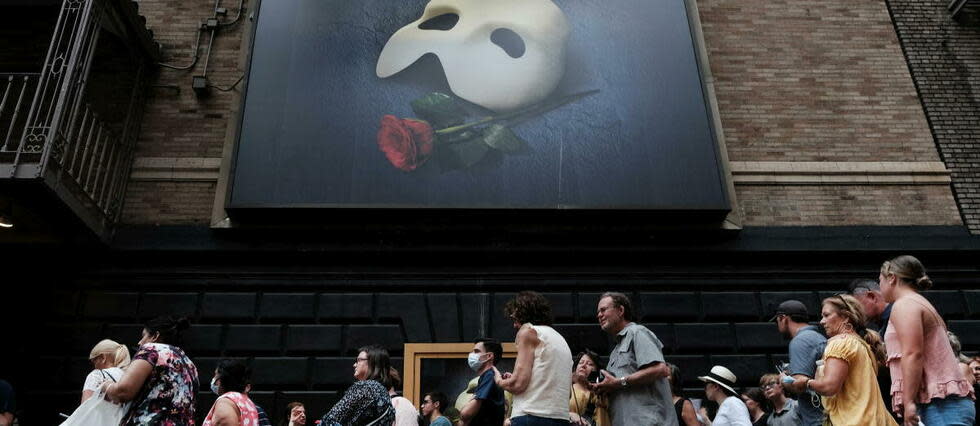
[434,89,600,136]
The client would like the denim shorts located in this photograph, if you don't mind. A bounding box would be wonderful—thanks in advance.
[918,396,976,426]
[510,415,572,426]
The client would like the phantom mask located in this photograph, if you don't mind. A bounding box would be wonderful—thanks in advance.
[377,0,570,112]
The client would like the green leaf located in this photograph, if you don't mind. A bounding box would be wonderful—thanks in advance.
[482,124,527,153]
[411,92,467,129]
[446,138,489,168]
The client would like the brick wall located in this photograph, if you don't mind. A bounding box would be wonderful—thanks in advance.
[121,0,245,224]
[884,0,980,233]
[736,184,962,226]
[697,0,962,227]
[119,0,963,227]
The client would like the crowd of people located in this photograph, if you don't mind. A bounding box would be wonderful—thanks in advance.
[0,255,976,426]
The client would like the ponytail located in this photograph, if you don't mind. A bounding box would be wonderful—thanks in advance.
[859,328,887,369]
[882,256,933,291]
[113,343,132,369]
[89,339,131,369]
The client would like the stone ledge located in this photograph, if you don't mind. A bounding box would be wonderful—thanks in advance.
[130,158,953,186]
[731,161,952,185]
[130,157,221,181]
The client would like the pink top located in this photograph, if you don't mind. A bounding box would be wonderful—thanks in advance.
[884,294,974,412]
[203,392,260,426]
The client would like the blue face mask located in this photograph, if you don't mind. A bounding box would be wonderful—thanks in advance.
[467,353,487,371]
[210,376,220,394]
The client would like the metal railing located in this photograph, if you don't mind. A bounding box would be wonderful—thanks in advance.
[1,0,148,228]
[0,74,40,154]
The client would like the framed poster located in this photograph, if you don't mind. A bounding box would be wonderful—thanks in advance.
[227,0,732,216]
[403,342,518,405]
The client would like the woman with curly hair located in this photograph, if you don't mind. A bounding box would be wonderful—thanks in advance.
[880,255,975,426]
[494,291,573,426]
[792,295,896,426]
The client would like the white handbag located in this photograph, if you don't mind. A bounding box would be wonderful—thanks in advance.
[58,388,129,426]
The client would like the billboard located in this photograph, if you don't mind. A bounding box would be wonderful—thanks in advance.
[228,0,730,213]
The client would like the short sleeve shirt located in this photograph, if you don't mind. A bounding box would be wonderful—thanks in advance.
[766,398,798,426]
[122,343,200,426]
[788,326,826,426]
[82,367,124,392]
[430,416,452,426]
[713,396,752,426]
[470,369,505,426]
[606,323,678,426]
[821,335,898,426]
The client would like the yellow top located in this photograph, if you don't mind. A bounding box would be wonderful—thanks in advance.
[821,334,898,426]
[570,384,610,426]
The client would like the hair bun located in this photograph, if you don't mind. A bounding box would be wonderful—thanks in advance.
[915,275,933,290]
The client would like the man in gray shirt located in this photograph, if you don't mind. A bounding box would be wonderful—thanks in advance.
[772,300,826,426]
[590,292,678,426]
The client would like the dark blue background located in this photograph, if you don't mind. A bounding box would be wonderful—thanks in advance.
[229,0,729,210]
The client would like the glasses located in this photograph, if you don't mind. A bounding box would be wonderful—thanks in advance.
[355,357,369,364]
[762,384,778,390]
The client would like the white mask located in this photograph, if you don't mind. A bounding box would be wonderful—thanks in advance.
[377,0,570,112]
[467,352,487,371]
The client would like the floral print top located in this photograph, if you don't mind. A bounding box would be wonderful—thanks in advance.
[122,343,199,426]
[319,380,394,426]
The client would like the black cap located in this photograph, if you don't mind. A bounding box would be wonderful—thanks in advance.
[769,300,808,322]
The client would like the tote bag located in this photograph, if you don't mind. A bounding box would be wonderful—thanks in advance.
[59,389,129,426]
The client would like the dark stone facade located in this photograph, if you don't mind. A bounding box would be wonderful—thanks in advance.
[4,226,979,425]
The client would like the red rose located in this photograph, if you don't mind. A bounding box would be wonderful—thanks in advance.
[377,115,435,171]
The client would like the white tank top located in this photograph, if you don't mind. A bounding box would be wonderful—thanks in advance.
[511,324,572,420]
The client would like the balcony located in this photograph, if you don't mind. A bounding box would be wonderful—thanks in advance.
[0,0,159,242]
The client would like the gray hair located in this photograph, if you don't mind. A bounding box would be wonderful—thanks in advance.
[600,292,634,321]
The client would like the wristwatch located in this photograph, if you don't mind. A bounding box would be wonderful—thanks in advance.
[619,376,628,387]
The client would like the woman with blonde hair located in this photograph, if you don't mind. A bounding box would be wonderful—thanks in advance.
[80,339,130,404]
[879,255,975,426]
[792,294,896,426]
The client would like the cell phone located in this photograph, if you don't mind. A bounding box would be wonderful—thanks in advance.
[587,370,605,383]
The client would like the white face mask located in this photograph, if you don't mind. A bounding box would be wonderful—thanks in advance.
[467,352,487,371]
[377,0,570,112]
[210,376,220,394]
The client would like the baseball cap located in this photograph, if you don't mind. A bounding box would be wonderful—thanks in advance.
[769,300,808,322]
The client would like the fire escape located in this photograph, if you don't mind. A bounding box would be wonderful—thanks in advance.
[950,0,980,21]
[0,0,159,242]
